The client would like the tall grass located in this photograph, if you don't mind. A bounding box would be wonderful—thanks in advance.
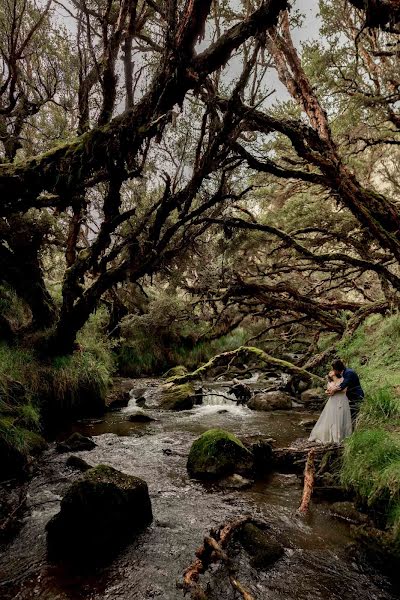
[337,314,400,544]
[0,308,115,470]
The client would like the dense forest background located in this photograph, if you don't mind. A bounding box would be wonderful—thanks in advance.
[0,0,399,563]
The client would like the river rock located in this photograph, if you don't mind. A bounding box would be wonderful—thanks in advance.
[105,378,136,410]
[229,381,252,404]
[160,382,195,410]
[299,418,317,429]
[330,502,369,525]
[66,455,92,472]
[248,391,292,411]
[187,429,254,479]
[46,464,153,563]
[300,388,325,406]
[251,440,273,474]
[127,413,156,423]
[56,432,96,453]
[238,522,284,569]
[163,365,189,380]
[217,473,253,490]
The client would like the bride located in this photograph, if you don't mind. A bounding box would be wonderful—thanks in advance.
[309,371,352,444]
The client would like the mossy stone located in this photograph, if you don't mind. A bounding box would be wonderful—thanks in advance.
[46,464,153,564]
[163,366,188,381]
[187,428,254,479]
[160,383,195,410]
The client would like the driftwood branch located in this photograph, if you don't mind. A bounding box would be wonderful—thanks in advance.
[182,515,254,600]
[296,448,316,516]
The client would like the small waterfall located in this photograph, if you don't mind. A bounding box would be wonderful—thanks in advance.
[202,388,238,406]
[122,389,142,414]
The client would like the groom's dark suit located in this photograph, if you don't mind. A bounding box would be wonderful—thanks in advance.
[337,367,364,422]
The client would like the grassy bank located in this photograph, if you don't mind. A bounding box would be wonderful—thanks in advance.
[337,314,400,548]
[0,313,114,479]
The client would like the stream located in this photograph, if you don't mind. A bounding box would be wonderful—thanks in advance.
[0,378,397,600]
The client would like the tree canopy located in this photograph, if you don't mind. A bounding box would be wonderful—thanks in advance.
[0,0,399,357]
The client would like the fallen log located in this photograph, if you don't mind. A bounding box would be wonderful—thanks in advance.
[272,443,342,473]
[296,448,315,516]
[182,515,254,600]
[169,346,325,385]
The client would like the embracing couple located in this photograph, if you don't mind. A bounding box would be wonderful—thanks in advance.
[309,359,364,445]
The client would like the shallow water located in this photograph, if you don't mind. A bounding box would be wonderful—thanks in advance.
[0,380,396,600]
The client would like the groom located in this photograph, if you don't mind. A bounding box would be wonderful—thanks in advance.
[328,359,364,423]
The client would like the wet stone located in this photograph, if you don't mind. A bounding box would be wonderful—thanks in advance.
[217,473,253,490]
[330,502,369,525]
[238,522,284,570]
[187,428,254,479]
[46,464,153,565]
[66,455,92,472]
[299,418,317,429]
[56,432,96,453]
[248,391,293,411]
[127,413,156,423]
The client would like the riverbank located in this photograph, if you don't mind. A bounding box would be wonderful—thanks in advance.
[337,314,400,562]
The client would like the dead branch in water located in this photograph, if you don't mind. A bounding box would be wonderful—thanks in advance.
[297,448,316,516]
[182,515,255,600]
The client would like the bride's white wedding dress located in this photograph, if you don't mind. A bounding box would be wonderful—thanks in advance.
[309,381,352,444]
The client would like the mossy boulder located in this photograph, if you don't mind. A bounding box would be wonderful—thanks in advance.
[46,464,153,564]
[160,382,195,411]
[238,522,284,569]
[187,429,254,479]
[163,365,189,381]
[248,391,292,411]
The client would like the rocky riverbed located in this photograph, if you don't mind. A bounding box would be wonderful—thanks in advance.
[0,377,397,600]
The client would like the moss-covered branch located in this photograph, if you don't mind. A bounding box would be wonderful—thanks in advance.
[169,346,324,384]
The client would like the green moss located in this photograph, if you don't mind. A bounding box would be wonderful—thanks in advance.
[187,428,253,478]
[163,365,188,380]
[160,382,195,410]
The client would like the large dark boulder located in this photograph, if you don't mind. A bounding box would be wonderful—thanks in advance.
[56,432,96,453]
[187,429,254,479]
[248,391,292,411]
[238,523,284,569]
[46,464,153,564]
[251,440,273,474]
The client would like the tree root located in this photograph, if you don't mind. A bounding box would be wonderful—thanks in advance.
[182,515,255,599]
